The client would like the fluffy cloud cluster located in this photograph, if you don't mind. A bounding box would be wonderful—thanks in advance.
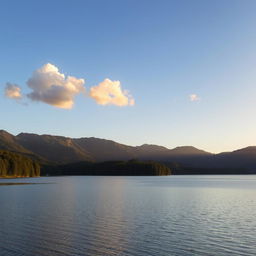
[189,94,200,102]
[90,78,135,106]
[5,83,22,99]
[27,63,85,109]
[4,63,135,109]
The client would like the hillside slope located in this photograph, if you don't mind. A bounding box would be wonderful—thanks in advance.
[0,130,256,172]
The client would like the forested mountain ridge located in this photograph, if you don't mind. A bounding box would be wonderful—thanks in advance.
[17,133,93,163]
[1,130,256,173]
[0,130,211,164]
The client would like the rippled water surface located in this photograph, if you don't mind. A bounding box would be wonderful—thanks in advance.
[0,175,256,256]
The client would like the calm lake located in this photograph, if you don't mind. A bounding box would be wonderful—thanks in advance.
[0,175,256,256]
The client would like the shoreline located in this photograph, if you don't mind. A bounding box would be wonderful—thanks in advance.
[0,176,40,179]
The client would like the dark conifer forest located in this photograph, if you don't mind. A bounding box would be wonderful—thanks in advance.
[0,150,40,177]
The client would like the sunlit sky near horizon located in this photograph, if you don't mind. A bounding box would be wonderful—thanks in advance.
[1,0,256,153]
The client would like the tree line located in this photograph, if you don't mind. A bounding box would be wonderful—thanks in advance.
[0,150,40,177]
[42,159,171,176]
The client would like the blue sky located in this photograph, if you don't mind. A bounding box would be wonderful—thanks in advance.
[1,0,256,153]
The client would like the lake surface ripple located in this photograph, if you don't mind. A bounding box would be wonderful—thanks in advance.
[0,175,256,256]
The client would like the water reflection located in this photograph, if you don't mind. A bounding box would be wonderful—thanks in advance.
[0,176,256,256]
[85,177,128,255]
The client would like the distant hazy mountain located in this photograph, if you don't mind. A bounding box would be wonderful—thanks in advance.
[209,146,256,170]
[1,130,256,172]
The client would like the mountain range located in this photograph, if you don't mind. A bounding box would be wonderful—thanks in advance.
[1,130,256,173]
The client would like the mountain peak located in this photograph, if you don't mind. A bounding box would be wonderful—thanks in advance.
[138,144,169,151]
[170,146,211,155]
[17,132,39,137]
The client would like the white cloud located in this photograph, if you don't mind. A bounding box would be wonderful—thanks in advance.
[4,64,135,109]
[90,78,135,106]
[26,63,85,109]
[189,94,200,102]
[5,83,22,99]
